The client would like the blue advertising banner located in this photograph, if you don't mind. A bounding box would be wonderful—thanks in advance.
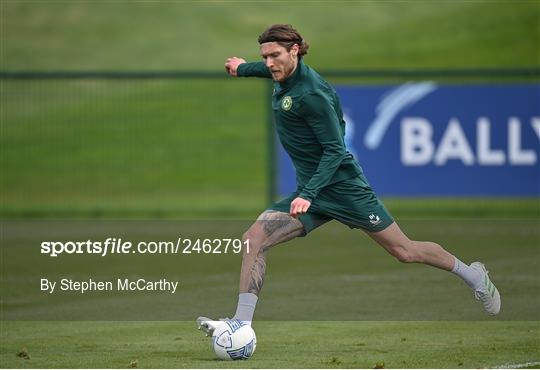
[278,84,540,196]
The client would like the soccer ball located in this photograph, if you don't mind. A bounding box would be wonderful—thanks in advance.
[211,320,256,360]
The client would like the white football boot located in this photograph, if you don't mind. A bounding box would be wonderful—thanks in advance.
[470,262,501,315]
[196,316,227,337]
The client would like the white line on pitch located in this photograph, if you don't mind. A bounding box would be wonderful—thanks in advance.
[493,361,540,369]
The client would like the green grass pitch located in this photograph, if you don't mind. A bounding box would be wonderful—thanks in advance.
[1,1,539,368]
[1,219,539,368]
[1,321,538,368]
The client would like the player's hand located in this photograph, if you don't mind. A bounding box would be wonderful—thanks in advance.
[225,57,246,77]
[290,197,311,217]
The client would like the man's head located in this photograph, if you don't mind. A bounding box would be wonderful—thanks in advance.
[258,24,309,82]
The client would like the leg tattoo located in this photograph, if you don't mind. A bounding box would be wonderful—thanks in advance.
[240,211,304,295]
[247,250,267,294]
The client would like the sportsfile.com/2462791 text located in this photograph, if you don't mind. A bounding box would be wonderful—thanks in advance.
[40,237,250,257]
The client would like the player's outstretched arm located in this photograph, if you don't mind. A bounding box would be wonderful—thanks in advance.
[225,57,273,79]
[225,57,246,77]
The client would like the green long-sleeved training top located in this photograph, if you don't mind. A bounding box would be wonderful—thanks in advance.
[237,59,362,202]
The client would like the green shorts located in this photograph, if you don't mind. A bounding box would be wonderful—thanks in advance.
[268,174,394,234]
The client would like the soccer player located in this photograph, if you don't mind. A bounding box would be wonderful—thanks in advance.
[197,24,500,335]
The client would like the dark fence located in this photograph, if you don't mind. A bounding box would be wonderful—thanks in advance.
[2,67,539,79]
[1,68,538,217]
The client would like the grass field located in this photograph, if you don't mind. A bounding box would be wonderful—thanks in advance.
[2,1,538,70]
[1,1,539,368]
[1,1,539,219]
[1,321,538,368]
[1,218,539,367]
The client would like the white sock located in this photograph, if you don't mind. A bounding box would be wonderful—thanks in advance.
[451,257,482,289]
[233,293,258,325]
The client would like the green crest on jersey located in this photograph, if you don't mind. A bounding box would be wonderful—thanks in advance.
[281,96,292,111]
